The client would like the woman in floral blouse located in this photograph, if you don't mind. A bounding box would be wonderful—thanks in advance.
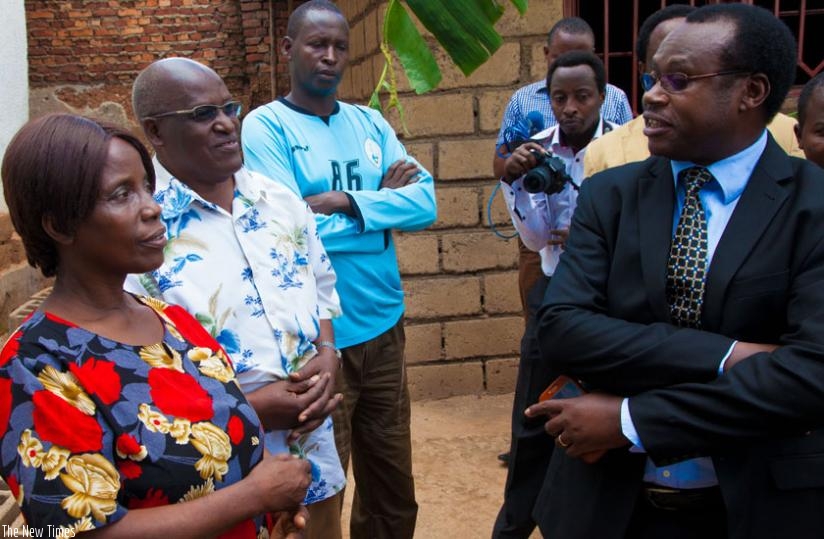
[0,114,311,538]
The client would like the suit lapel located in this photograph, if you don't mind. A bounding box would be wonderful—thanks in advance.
[638,157,676,321]
[703,138,792,329]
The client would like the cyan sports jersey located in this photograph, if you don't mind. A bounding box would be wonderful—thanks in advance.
[242,98,437,348]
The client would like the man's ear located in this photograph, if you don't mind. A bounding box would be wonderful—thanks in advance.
[280,36,294,60]
[740,72,770,112]
[142,118,164,148]
[42,215,73,246]
[795,121,804,149]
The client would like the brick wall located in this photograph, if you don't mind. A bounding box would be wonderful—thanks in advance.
[335,0,564,399]
[3,0,566,398]
[25,0,279,124]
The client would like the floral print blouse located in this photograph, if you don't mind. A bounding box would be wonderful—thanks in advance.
[0,296,268,537]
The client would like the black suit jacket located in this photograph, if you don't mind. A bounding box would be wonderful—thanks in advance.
[533,137,824,538]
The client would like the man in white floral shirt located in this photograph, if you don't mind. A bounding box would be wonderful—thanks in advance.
[125,57,346,538]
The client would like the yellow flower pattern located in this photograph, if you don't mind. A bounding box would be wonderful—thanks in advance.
[41,445,72,480]
[190,422,231,482]
[188,347,235,383]
[169,417,192,445]
[18,429,45,468]
[63,516,96,534]
[59,454,120,521]
[37,366,96,415]
[178,477,215,502]
[139,343,183,372]
[2,295,270,530]
[137,403,171,434]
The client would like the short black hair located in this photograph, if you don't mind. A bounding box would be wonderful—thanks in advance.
[635,5,695,61]
[1,114,154,277]
[547,17,594,46]
[798,72,824,128]
[287,0,345,38]
[687,3,796,121]
[547,50,606,95]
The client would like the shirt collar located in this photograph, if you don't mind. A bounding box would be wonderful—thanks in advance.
[671,129,768,204]
[532,116,610,153]
[533,79,548,95]
[152,159,266,219]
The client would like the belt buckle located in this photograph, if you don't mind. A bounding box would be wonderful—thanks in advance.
[644,486,682,511]
[643,485,721,512]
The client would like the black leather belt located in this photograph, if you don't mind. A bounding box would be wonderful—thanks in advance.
[641,484,723,512]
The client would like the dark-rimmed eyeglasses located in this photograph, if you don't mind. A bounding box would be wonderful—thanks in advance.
[146,101,242,122]
[641,70,748,93]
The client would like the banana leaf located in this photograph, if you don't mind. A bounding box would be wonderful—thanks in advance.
[371,0,528,116]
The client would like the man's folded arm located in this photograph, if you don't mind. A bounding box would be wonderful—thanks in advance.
[537,177,734,395]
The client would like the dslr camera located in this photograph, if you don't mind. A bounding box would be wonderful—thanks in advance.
[523,150,574,195]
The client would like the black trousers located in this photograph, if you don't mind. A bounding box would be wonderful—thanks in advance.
[492,275,553,539]
[625,488,727,539]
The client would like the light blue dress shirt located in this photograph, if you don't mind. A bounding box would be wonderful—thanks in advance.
[620,129,769,488]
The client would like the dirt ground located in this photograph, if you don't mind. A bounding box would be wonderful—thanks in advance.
[341,392,542,539]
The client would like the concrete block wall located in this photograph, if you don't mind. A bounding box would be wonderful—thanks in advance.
[335,0,564,399]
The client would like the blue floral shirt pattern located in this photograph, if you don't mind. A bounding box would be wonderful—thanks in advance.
[125,165,344,504]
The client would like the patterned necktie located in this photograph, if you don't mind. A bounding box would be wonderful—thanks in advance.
[667,166,713,328]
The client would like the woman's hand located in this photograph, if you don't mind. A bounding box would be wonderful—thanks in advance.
[247,453,312,515]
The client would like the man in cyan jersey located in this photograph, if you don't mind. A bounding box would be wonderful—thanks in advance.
[241,2,437,538]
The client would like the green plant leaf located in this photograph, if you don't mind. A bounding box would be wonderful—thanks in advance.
[385,0,441,94]
[405,0,502,76]
[471,0,506,25]
[509,0,528,15]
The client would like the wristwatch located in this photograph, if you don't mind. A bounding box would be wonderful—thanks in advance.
[316,340,342,360]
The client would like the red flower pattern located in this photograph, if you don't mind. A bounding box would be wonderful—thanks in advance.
[1,299,264,534]
[148,368,214,422]
[0,330,22,367]
[127,487,169,509]
[227,415,244,446]
[69,358,122,405]
[116,433,142,457]
[6,474,19,500]
[118,459,142,480]
[0,377,11,439]
[217,519,257,539]
[163,305,220,349]
[32,390,102,453]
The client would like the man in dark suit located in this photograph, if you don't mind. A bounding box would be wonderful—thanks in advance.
[526,4,824,538]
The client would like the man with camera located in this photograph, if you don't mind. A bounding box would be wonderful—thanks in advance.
[493,49,617,539]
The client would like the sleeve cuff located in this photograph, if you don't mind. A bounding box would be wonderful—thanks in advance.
[343,192,365,232]
[621,398,645,451]
[718,340,738,375]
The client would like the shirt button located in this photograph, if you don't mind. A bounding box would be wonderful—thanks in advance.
[662,470,671,478]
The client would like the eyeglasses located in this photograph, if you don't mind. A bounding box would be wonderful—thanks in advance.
[640,70,748,93]
[146,101,243,122]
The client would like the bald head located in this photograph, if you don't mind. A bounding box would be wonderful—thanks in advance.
[131,57,241,199]
[132,58,222,120]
